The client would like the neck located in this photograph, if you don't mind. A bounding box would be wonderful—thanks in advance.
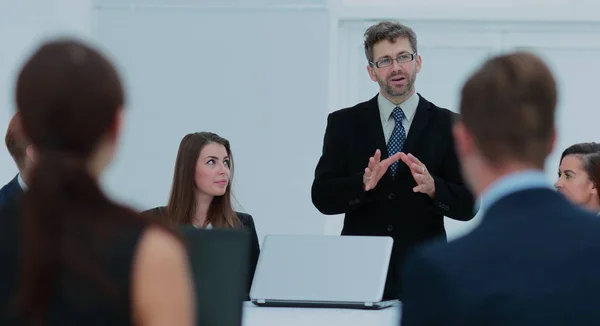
[381,88,415,106]
[87,143,113,179]
[472,161,542,198]
[584,201,600,215]
[193,192,213,226]
[87,159,103,179]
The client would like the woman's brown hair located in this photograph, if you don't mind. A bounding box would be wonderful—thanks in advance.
[166,132,241,228]
[560,142,600,202]
[14,39,153,324]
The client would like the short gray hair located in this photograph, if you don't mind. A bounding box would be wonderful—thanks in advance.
[363,21,418,63]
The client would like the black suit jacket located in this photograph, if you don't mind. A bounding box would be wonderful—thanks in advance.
[0,175,22,210]
[311,94,475,298]
[142,206,260,299]
[401,188,600,326]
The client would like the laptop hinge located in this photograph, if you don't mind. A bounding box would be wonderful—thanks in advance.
[364,302,374,307]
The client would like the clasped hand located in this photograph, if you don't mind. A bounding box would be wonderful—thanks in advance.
[362,150,435,198]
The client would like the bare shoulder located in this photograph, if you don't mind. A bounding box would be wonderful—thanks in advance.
[135,225,186,263]
[132,225,195,326]
[132,226,190,283]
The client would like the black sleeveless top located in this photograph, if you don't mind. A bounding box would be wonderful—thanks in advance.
[0,196,146,325]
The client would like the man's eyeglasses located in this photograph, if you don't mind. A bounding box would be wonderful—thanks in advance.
[370,53,417,68]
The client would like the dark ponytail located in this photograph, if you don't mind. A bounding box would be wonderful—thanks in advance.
[12,39,152,325]
[16,151,110,322]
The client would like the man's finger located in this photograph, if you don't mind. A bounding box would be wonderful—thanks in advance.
[381,152,403,169]
[411,163,424,174]
[410,172,425,186]
[373,149,381,162]
[368,156,377,170]
[407,153,423,165]
[398,152,409,162]
[365,177,376,191]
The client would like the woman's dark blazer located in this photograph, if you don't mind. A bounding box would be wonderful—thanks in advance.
[142,206,260,299]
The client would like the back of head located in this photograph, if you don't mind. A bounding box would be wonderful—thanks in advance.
[17,39,123,157]
[167,131,240,228]
[13,38,137,323]
[459,51,557,168]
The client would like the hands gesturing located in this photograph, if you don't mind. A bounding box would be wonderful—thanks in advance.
[362,150,435,198]
[399,153,435,198]
[362,150,402,191]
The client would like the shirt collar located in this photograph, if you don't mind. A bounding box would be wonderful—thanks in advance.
[17,173,28,191]
[477,169,552,217]
[378,91,419,123]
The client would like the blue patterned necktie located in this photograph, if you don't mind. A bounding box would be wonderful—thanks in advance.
[387,107,406,177]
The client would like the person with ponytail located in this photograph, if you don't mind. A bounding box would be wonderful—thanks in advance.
[0,39,195,325]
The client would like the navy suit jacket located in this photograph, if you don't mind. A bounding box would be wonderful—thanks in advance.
[0,175,21,210]
[401,187,600,326]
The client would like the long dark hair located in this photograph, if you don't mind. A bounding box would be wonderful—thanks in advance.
[166,132,241,228]
[14,39,150,323]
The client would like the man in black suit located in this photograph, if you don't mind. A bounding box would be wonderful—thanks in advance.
[401,52,600,325]
[0,113,32,209]
[311,21,476,299]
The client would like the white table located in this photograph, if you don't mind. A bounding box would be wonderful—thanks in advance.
[242,302,402,326]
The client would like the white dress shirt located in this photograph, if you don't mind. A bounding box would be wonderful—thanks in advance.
[378,91,420,143]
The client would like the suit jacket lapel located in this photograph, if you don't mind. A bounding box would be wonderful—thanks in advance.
[363,94,388,159]
[0,175,21,210]
[402,94,433,154]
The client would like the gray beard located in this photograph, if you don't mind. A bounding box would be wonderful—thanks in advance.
[378,74,415,98]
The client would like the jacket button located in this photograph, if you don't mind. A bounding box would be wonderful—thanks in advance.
[388,193,396,200]
[387,225,393,232]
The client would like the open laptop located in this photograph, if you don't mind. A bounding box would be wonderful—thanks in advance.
[249,234,398,309]
[178,226,250,326]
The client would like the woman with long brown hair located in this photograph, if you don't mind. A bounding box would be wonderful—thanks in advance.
[0,39,195,325]
[144,132,260,297]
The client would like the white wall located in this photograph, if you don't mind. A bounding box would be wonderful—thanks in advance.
[0,0,93,181]
[92,0,330,242]
[2,0,600,243]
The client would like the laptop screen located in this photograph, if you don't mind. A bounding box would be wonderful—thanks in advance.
[249,235,393,303]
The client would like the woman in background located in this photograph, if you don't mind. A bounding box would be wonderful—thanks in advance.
[555,142,600,215]
[145,132,260,297]
[0,39,195,325]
